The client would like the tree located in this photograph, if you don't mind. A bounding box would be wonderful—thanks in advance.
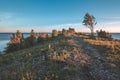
[30,29,35,37]
[82,13,97,37]
[97,29,112,40]
[24,29,37,47]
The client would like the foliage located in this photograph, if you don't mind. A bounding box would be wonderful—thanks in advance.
[96,29,112,40]
[24,36,37,47]
[37,36,47,44]
[5,43,21,53]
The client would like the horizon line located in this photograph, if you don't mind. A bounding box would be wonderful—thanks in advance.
[0,31,120,33]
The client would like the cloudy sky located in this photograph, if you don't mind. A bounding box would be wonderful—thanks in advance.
[0,0,120,33]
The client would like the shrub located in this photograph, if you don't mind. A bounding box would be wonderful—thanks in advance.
[96,30,112,40]
[5,43,21,53]
[24,36,37,47]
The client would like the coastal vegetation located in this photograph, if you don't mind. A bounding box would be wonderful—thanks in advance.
[96,29,112,40]
[0,13,120,80]
[0,32,91,80]
[0,27,120,80]
[83,37,120,72]
[4,28,76,53]
[83,13,97,37]
[0,0,120,79]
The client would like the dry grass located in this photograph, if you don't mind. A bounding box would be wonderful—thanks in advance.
[83,39,120,70]
[84,39,120,54]
[84,39,120,46]
[50,38,91,66]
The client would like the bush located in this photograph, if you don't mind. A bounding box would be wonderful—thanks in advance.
[5,38,25,53]
[24,36,37,47]
[37,36,46,43]
[96,30,112,40]
[5,43,21,53]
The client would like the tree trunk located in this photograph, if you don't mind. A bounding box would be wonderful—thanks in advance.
[90,26,94,38]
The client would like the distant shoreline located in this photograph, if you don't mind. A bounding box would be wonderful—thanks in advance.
[0,32,52,34]
[0,32,120,34]
[0,33,120,53]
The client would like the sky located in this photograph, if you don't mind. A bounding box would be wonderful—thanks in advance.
[0,0,120,33]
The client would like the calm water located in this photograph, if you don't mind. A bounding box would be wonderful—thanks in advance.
[110,33,120,40]
[0,33,120,52]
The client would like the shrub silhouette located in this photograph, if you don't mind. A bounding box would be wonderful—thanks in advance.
[5,31,23,53]
[37,36,44,43]
[96,29,112,40]
[5,43,20,53]
[24,36,37,47]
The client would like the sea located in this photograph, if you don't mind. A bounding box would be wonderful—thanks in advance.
[0,33,120,52]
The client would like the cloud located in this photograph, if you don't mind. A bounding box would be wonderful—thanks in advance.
[50,23,81,28]
[97,21,120,25]
[0,21,120,33]
[0,22,88,32]
[105,22,120,25]
[95,21,120,33]
[99,17,120,20]
[0,12,14,22]
[38,23,90,32]
[105,17,120,19]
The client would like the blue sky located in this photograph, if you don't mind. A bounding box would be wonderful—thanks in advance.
[0,0,120,32]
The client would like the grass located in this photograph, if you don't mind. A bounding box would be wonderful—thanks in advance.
[83,38,120,72]
[0,36,87,80]
[1,34,120,80]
